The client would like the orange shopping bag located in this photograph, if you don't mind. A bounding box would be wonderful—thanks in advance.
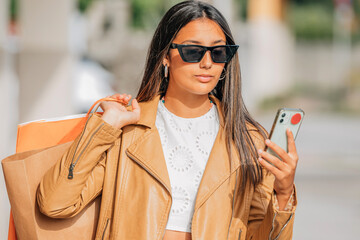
[5,97,122,240]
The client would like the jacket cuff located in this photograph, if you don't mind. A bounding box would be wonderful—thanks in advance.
[86,113,122,142]
[273,185,297,212]
[268,185,297,239]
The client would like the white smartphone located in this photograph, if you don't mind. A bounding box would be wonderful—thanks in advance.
[266,108,305,159]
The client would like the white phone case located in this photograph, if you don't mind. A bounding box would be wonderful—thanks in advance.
[266,108,304,159]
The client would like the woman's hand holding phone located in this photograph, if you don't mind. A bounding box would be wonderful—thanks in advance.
[100,93,141,129]
[256,108,304,210]
[257,129,298,199]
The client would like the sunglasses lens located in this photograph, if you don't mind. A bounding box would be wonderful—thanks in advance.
[181,46,204,62]
[211,46,227,63]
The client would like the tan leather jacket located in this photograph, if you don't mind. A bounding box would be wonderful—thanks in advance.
[37,94,297,240]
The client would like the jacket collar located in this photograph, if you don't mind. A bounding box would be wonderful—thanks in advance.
[135,94,161,128]
[126,94,239,212]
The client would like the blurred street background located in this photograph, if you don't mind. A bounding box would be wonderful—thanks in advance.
[0,0,359,239]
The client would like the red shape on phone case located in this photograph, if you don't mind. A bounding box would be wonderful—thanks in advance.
[291,113,301,125]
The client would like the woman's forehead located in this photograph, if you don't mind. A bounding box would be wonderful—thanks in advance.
[174,18,226,45]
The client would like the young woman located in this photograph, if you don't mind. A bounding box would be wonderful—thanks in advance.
[37,1,298,239]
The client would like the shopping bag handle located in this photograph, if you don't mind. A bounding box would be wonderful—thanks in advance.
[57,97,128,145]
[86,97,128,117]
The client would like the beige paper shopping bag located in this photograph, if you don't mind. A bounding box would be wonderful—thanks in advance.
[2,97,123,240]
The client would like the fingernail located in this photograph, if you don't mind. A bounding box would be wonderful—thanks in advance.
[258,149,263,154]
[265,139,271,145]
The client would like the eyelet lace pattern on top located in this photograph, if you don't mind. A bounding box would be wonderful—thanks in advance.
[155,100,220,232]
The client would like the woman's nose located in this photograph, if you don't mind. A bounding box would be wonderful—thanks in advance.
[200,51,212,69]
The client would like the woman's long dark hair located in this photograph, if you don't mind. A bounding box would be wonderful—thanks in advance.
[136,0,267,189]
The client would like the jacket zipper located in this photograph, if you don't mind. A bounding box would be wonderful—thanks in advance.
[269,212,294,240]
[238,229,242,240]
[68,121,104,179]
[102,218,110,240]
[126,151,172,240]
[67,114,93,178]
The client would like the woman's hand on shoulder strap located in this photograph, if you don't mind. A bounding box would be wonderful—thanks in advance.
[100,93,140,129]
[257,128,298,199]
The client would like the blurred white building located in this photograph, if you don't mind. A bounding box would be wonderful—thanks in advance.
[0,0,13,238]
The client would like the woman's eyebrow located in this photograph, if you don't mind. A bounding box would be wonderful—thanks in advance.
[180,40,201,44]
[180,39,226,44]
[213,39,226,44]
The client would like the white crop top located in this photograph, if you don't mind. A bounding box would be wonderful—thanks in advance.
[155,99,220,232]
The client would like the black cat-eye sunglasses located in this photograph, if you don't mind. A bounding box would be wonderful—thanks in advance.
[170,43,239,63]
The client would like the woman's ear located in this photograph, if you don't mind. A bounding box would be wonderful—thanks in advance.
[163,56,170,67]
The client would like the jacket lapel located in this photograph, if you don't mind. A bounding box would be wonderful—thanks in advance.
[194,95,240,210]
[125,94,241,206]
[125,95,172,195]
[193,125,240,211]
[126,127,172,194]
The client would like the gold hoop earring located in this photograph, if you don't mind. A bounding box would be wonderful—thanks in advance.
[219,69,226,80]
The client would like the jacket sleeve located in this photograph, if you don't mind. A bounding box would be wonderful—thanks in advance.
[36,113,122,218]
[246,170,297,240]
[246,130,297,240]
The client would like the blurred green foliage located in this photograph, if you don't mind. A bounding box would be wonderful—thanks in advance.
[9,0,95,18]
[234,0,336,40]
[288,1,360,42]
[235,0,248,20]
[287,3,334,41]
[130,0,182,29]
[235,0,360,42]
[78,0,94,14]
[10,0,18,21]
[292,0,333,8]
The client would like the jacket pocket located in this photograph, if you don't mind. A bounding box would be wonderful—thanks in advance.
[102,218,110,240]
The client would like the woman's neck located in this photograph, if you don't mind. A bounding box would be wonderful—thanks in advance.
[162,92,212,118]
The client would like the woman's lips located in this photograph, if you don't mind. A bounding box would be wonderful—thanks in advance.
[195,74,214,83]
